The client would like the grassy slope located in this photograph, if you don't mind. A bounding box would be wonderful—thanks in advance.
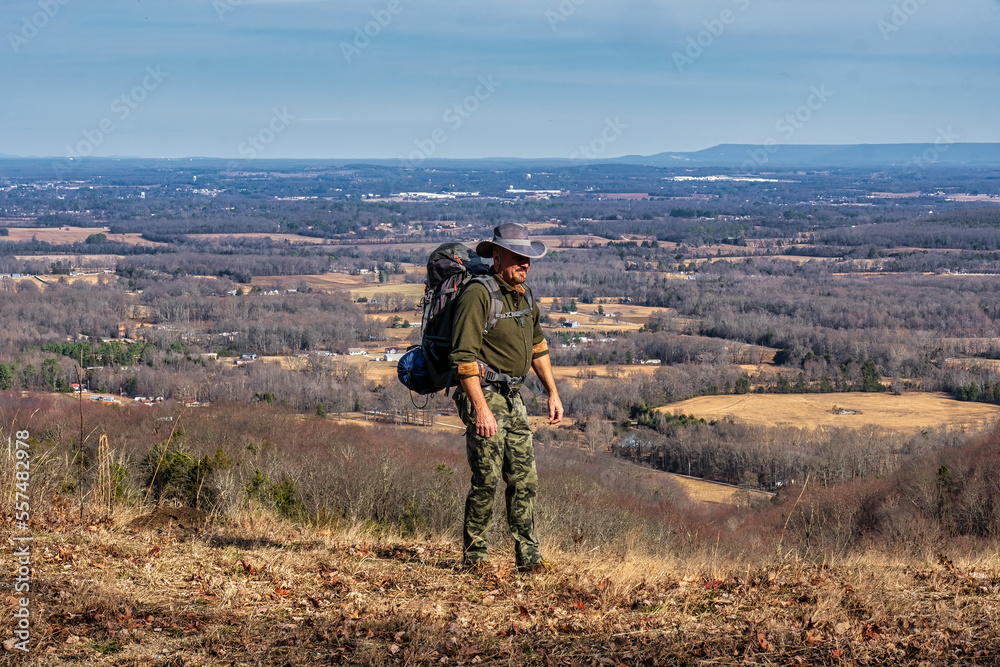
[4,504,999,666]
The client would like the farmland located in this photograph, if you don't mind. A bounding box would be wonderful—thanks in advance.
[4,225,161,246]
[660,392,1000,432]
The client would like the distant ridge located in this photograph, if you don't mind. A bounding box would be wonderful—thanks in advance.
[609,143,1000,168]
[5,143,1000,170]
[344,143,1000,169]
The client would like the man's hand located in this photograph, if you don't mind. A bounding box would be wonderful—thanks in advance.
[459,375,498,438]
[474,404,499,438]
[531,354,562,425]
[548,393,564,425]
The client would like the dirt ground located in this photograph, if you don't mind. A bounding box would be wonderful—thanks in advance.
[659,391,1000,432]
[7,504,998,666]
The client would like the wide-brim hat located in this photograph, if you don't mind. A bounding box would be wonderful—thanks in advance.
[475,223,548,259]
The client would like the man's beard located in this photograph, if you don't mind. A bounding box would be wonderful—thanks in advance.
[506,268,527,285]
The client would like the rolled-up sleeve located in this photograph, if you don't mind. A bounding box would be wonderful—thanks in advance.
[451,283,489,379]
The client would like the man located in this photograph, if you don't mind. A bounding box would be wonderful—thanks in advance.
[450,223,563,574]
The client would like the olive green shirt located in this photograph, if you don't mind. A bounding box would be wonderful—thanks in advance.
[451,269,549,380]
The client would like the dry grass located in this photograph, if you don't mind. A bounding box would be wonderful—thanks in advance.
[944,357,1000,372]
[4,398,1000,663]
[350,284,426,300]
[188,233,332,244]
[536,297,661,326]
[4,226,161,246]
[251,273,365,291]
[5,502,999,666]
[660,392,1000,432]
[342,235,611,254]
[666,474,772,505]
[550,364,658,385]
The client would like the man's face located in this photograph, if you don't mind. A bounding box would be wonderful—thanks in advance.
[494,247,531,285]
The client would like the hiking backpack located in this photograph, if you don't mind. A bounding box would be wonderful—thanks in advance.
[397,242,533,395]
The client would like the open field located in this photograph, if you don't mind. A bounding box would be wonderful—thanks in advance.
[4,226,162,246]
[341,234,613,254]
[350,283,425,300]
[251,273,364,291]
[706,254,839,265]
[549,364,658,385]
[659,392,1000,431]
[273,354,658,389]
[14,254,126,264]
[536,297,664,327]
[534,234,612,248]
[668,473,772,504]
[944,357,1000,372]
[633,467,773,506]
[248,273,425,298]
[2,272,119,290]
[187,232,332,244]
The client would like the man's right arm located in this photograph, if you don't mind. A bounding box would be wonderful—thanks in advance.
[458,375,497,438]
[451,283,498,437]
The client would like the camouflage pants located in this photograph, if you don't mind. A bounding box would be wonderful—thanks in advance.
[455,389,541,567]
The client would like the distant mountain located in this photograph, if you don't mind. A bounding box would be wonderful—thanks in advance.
[346,144,1000,170]
[610,143,1000,168]
[5,143,1000,170]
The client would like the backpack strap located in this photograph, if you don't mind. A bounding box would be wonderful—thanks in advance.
[470,275,505,334]
[471,275,536,333]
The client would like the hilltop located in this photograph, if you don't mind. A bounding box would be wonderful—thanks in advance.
[4,503,999,666]
[4,396,1000,665]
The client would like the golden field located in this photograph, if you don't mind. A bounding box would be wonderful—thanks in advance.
[4,226,162,246]
[659,391,1000,432]
[187,232,331,244]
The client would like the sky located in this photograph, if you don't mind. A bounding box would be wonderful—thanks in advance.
[2,0,999,160]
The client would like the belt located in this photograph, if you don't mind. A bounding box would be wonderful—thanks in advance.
[482,380,523,397]
[476,360,524,397]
